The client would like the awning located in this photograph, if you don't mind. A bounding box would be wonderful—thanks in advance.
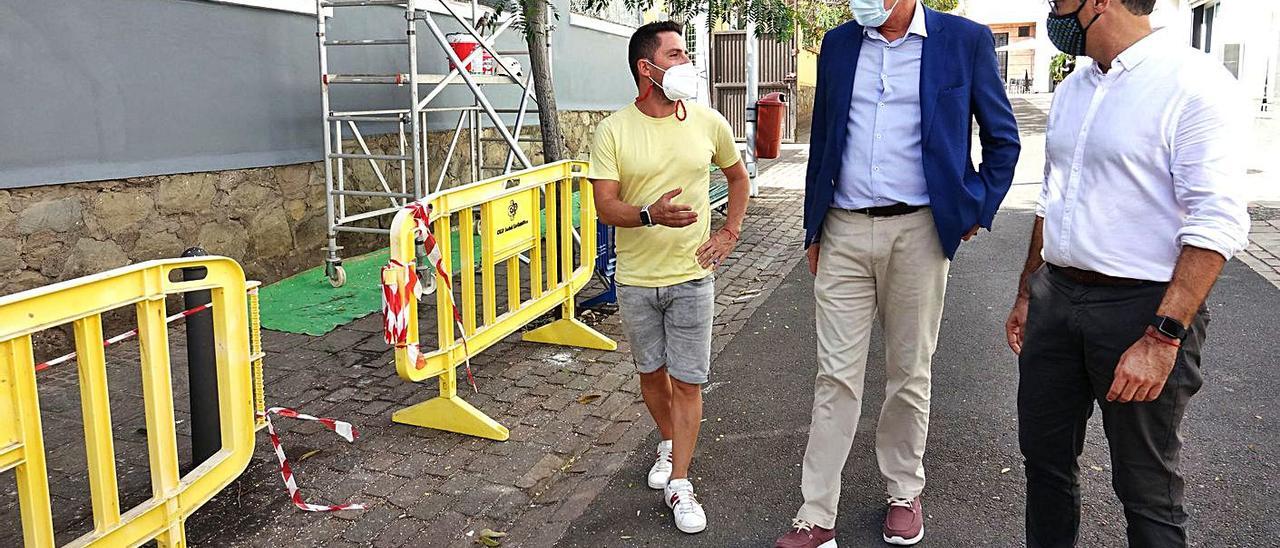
[995,40,1041,53]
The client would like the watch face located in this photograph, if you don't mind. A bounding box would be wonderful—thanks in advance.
[1155,316,1186,339]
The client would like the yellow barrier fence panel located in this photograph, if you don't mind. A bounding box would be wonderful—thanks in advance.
[1,334,55,547]
[73,316,122,532]
[0,257,257,548]
[387,160,617,441]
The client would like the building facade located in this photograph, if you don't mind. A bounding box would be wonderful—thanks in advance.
[955,0,1057,93]
[1161,0,1280,112]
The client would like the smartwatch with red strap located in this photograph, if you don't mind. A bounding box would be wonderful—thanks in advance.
[1147,315,1188,347]
[1150,315,1188,341]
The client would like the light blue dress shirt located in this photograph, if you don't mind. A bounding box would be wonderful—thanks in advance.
[833,0,930,210]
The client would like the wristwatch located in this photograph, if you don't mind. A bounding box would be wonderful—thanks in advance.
[639,204,655,227]
[1150,315,1188,341]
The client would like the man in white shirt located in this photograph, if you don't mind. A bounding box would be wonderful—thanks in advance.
[1005,0,1250,546]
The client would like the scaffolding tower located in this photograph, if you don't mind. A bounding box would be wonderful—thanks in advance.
[315,0,543,287]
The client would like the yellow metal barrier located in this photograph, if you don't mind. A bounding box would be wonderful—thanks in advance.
[386,160,617,441]
[0,258,257,547]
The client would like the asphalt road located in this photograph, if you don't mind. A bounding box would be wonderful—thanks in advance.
[561,211,1280,548]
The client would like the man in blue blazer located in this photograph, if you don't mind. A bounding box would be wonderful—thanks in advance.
[776,1,1019,546]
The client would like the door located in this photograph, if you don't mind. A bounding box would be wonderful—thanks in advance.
[710,30,798,142]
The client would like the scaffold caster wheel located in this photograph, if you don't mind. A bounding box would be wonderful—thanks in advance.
[328,266,346,288]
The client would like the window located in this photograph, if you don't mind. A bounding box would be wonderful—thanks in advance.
[1192,1,1219,54]
[1018,25,1031,38]
[1222,43,1241,78]
[994,32,1009,82]
[1205,3,1216,53]
[1191,5,1203,49]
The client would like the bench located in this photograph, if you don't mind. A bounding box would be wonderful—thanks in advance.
[710,178,730,213]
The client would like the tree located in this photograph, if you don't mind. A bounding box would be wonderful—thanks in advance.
[520,0,567,162]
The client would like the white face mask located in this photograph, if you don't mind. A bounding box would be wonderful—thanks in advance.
[645,60,700,102]
[849,0,899,28]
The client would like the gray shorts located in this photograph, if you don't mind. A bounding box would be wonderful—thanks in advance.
[616,275,715,385]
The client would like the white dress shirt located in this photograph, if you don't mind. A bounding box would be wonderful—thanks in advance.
[1037,28,1251,282]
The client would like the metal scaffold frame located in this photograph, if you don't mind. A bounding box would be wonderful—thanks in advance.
[315,0,543,287]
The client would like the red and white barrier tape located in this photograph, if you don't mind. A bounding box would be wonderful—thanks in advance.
[381,258,417,346]
[262,406,366,512]
[382,202,477,393]
[28,288,365,514]
[34,302,213,372]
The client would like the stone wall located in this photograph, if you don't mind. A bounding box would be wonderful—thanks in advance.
[0,110,612,299]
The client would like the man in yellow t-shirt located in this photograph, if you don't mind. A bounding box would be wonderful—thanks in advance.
[588,20,749,535]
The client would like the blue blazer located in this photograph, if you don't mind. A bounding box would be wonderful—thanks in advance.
[804,9,1021,259]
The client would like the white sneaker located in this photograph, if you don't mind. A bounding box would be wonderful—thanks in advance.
[664,478,706,534]
[647,439,673,489]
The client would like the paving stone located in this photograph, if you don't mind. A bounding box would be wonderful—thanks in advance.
[516,453,564,490]
[355,400,395,416]
[388,475,444,510]
[565,375,593,391]
[528,383,559,397]
[293,515,350,546]
[574,416,611,438]
[372,516,429,548]
[546,371,574,385]
[330,327,380,350]
[418,511,473,547]
[405,491,455,522]
[592,392,633,420]
[595,422,629,446]
[485,486,534,523]
[456,482,519,517]
[325,386,359,402]
[550,475,611,522]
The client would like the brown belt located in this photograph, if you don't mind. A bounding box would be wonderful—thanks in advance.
[1047,264,1159,287]
[846,203,923,217]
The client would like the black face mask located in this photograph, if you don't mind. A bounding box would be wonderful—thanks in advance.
[1047,1,1102,56]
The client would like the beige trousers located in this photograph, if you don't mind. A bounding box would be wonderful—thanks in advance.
[796,208,951,529]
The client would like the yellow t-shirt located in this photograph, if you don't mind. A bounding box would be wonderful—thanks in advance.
[587,102,741,287]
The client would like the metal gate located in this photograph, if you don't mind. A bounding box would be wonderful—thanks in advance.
[710,30,797,142]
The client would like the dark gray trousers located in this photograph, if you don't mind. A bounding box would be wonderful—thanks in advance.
[1018,266,1208,548]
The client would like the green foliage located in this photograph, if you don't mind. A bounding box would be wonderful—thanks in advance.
[1050,53,1075,83]
[491,0,559,37]
[923,0,957,13]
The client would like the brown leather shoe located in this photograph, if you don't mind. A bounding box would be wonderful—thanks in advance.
[882,497,924,545]
[775,518,837,548]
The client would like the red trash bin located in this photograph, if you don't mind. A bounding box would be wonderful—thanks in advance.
[755,92,788,160]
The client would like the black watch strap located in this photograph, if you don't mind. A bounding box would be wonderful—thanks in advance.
[1151,315,1188,341]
